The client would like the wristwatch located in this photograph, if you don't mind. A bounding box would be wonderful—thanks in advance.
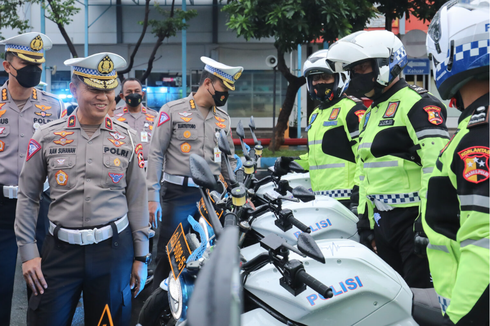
[134,253,152,264]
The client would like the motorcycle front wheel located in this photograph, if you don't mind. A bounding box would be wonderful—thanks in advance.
[137,287,175,326]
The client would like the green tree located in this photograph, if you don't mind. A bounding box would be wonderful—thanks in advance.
[139,0,197,81]
[0,0,31,39]
[372,0,447,31]
[223,0,376,150]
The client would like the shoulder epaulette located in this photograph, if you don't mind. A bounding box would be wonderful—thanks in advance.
[346,95,362,103]
[40,116,67,130]
[467,106,489,128]
[408,84,428,95]
[167,98,186,109]
[113,118,131,130]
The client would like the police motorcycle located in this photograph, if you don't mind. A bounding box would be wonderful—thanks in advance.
[225,123,359,244]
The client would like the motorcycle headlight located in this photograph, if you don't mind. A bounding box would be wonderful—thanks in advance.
[168,275,183,320]
[168,273,195,321]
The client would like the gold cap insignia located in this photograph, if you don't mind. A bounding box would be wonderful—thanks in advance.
[30,35,44,51]
[98,55,114,75]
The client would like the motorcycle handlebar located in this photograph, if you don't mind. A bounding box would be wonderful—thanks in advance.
[287,214,311,233]
[297,270,332,299]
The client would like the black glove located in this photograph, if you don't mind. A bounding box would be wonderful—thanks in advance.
[413,218,429,257]
[357,217,374,251]
[274,156,294,176]
[349,185,359,216]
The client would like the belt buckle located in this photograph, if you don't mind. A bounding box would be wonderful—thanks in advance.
[80,228,98,245]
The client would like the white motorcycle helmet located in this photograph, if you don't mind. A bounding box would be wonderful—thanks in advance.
[328,30,408,95]
[427,0,489,101]
[303,49,350,103]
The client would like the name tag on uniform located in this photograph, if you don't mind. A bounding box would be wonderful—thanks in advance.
[141,131,149,143]
[214,147,222,163]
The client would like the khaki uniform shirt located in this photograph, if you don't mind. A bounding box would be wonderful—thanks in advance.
[147,93,236,202]
[0,81,63,186]
[113,106,158,160]
[15,110,150,262]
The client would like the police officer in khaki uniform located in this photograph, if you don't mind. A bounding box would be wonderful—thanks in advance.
[114,78,158,161]
[147,56,240,290]
[0,32,63,325]
[15,52,150,326]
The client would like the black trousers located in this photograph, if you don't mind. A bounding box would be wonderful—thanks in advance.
[153,182,201,291]
[373,206,433,288]
[27,227,134,326]
[0,191,51,326]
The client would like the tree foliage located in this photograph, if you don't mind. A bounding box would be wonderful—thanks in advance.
[370,0,447,31]
[223,0,376,149]
[139,0,197,82]
[0,0,32,39]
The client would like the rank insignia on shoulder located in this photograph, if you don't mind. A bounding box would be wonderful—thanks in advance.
[108,172,124,183]
[354,110,366,123]
[0,140,4,152]
[423,106,443,125]
[110,132,125,140]
[215,116,225,123]
[181,142,191,153]
[467,106,488,128]
[32,88,37,100]
[55,170,68,186]
[379,119,394,127]
[26,139,41,161]
[109,138,125,147]
[105,117,113,130]
[383,102,399,118]
[189,99,196,109]
[215,122,226,129]
[329,108,340,121]
[347,95,362,103]
[408,84,428,94]
[68,115,76,127]
[181,117,192,122]
[458,146,490,184]
[158,112,170,126]
[2,89,7,101]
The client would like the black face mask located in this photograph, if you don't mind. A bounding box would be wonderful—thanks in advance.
[208,83,229,107]
[312,82,335,103]
[10,63,42,89]
[348,71,376,98]
[125,93,143,107]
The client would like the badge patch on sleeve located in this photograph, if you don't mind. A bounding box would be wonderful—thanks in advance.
[158,112,170,126]
[55,170,68,186]
[458,146,489,184]
[108,172,124,183]
[423,106,443,125]
[354,110,366,123]
[383,102,399,118]
[329,108,340,121]
[26,139,41,161]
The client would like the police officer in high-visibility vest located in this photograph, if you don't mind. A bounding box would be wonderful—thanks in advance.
[294,49,366,208]
[15,52,150,325]
[147,56,240,291]
[328,30,449,288]
[0,32,63,325]
[423,1,489,324]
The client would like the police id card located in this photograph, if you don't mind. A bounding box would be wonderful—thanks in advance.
[140,131,149,142]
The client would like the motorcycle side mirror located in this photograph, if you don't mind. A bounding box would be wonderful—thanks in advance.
[289,161,306,173]
[297,233,326,264]
[249,116,256,131]
[236,120,246,139]
[189,154,219,191]
[292,186,315,203]
[218,129,232,156]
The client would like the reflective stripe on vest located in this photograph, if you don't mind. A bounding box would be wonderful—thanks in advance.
[308,140,322,146]
[423,167,434,174]
[416,129,450,139]
[428,243,449,253]
[314,188,352,198]
[358,142,372,150]
[364,160,398,168]
[359,175,365,181]
[310,163,346,170]
[461,238,490,249]
[350,130,360,138]
[459,194,490,210]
